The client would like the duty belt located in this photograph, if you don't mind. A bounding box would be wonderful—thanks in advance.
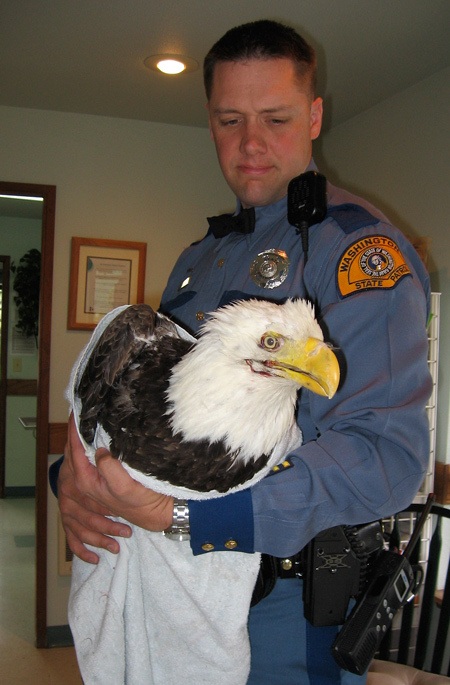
[251,552,304,606]
[275,553,304,579]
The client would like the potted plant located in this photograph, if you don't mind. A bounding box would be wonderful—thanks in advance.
[11,248,41,346]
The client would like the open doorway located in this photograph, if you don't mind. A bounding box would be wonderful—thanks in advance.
[0,181,55,648]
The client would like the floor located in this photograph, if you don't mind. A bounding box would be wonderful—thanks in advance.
[0,497,82,684]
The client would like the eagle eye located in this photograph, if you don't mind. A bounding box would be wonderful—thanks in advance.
[260,333,282,351]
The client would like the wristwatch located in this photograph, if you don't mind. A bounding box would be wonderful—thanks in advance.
[163,498,191,541]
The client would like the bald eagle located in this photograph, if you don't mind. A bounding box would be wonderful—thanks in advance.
[76,298,339,493]
[68,299,341,685]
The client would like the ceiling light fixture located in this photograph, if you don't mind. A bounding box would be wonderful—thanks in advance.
[144,54,199,75]
[157,59,185,75]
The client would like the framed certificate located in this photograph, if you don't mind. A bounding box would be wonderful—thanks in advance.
[68,237,147,330]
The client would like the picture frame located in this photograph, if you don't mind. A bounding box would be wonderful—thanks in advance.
[68,237,147,330]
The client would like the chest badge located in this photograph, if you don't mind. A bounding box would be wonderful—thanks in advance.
[250,249,290,289]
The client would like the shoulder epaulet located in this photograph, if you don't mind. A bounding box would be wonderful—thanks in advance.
[327,203,380,234]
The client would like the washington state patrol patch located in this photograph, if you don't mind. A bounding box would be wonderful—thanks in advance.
[337,235,411,298]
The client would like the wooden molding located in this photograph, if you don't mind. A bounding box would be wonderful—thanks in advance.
[48,422,68,455]
[6,378,38,396]
[434,461,450,505]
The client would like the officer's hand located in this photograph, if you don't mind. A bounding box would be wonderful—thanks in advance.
[58,414,173,564]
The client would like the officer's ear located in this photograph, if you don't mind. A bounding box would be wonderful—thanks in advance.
[310,97,323,141]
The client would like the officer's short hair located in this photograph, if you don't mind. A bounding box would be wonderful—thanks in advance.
[203,19,317,100]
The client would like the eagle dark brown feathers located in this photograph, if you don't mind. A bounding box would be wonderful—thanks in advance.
[77,303,269,493]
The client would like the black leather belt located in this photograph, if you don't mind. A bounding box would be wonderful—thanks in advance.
[251,551,304,606]
[275,552,304,579]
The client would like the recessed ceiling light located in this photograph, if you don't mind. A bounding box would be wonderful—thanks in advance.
[144,54,199,75]
[157,59,185,75]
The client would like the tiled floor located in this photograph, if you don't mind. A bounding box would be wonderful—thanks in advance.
[0,497,82,684]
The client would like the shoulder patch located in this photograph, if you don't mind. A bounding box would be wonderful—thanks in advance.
[328,203,380,234]
[337,235,412,298]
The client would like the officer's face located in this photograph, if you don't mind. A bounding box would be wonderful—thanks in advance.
[207,58,323,208]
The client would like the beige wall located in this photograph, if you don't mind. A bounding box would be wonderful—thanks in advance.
[316,66,450,465]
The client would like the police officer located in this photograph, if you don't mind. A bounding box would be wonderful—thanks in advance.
[56,20,431,684]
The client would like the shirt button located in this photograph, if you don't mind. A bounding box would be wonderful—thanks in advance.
[217,258,225,268]
[201,542,215,552]
[196,311,205,321]
[224,539,238,550]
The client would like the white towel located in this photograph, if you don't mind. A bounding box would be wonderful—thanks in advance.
[67,305,302,685]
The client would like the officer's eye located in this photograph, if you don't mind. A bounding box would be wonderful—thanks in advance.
[260,333,283,351]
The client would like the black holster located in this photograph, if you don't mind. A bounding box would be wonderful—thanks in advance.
[251,522,384,626]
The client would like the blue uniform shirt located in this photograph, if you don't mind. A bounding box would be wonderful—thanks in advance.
[160,169,432,558]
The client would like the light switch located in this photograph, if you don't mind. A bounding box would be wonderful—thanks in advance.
[12,357,22,372]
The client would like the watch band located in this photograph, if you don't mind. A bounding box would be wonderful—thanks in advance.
[163,498,190,541]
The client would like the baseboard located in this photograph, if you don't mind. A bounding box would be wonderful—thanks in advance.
[4,486,35,497]
[46,624,74,648]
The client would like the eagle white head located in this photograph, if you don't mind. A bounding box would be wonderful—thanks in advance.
[167,298,339,465]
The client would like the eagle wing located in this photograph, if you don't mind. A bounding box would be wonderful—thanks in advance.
[77,304,182,443]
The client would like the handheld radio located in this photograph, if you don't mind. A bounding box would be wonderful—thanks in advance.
[332,494,435,675]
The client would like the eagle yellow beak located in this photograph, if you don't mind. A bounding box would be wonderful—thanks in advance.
[274,337,340,398]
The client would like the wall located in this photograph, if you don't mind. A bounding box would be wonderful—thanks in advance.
[316,66,450,465]
[0,104,234,625]
[6,397,37,486]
